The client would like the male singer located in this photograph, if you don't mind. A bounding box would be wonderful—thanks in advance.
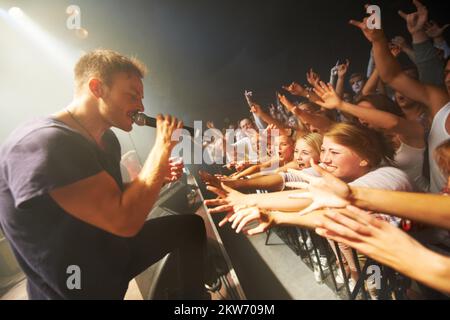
[0,49,207,299]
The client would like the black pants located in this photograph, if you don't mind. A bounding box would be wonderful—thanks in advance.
[126,214,207,299]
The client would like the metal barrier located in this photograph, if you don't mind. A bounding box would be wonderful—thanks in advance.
[266,226,410,300]
[252,187,409,300]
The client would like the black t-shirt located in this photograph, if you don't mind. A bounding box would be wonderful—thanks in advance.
[0,117,133,299]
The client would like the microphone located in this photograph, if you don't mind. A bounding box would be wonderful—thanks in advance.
[132,113,195,136]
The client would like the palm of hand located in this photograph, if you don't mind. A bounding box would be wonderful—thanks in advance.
[406,10,427,34]
[230,206,273,235]
[299,165,352,213]
[343,208,420,266]
[289,83,304,95]
[308,74,319,86]
[321,91,341,109]
[309,180,350,209]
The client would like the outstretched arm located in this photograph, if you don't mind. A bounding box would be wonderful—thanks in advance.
[350,187,450,229]
[292,160,450,230]
[283,81,323,103]
[349,2,449,116]
[315,206,450,294]
[313,81,425,147]
[205,184,312,213]
[250,103,290,136]
[335,59,350,98]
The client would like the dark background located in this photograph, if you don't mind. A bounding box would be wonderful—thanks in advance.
[1,0,449,142]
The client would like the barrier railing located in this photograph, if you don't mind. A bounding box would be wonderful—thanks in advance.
[266,226,410,300]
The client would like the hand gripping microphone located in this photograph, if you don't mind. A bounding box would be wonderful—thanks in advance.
[132,113,195,136]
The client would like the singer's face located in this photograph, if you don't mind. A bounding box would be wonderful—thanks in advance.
[101,72,144,132]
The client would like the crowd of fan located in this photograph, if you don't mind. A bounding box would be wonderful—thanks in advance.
[198,1,450,299]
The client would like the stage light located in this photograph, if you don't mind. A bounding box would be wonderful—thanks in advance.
[8,7,24,19]
[1,7,83,73]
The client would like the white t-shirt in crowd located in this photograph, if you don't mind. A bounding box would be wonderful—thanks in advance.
[280,166,413,226]
[281,166,412,192]
[428,101,450,193]
[395,142,428,192]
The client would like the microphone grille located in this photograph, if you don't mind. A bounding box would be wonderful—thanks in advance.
[132,113,146,126]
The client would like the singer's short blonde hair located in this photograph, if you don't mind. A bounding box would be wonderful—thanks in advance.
[74,49,147,91]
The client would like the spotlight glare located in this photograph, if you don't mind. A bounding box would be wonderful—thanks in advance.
[8,7,24,19]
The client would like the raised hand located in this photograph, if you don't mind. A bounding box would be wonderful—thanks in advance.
[306,68,321,87]
[337,59,350,78]
[226,206,275,235]
[287,159,351,215]
[398,0,428,35]
[349,9,385,43]
[277,93,296,112]
[250,103,263,116]
[312,81,343,109]
[206,121,215,129]
[282,82,306,96]
[269,104,278,118]
[425,20,450,39]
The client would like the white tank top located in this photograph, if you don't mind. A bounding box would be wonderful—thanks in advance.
[395,142,428,191]
[428,101,450,193]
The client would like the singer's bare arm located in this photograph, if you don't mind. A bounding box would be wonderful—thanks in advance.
[50,115,183,237]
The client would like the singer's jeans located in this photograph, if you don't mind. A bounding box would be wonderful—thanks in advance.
[126,214,207,299]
